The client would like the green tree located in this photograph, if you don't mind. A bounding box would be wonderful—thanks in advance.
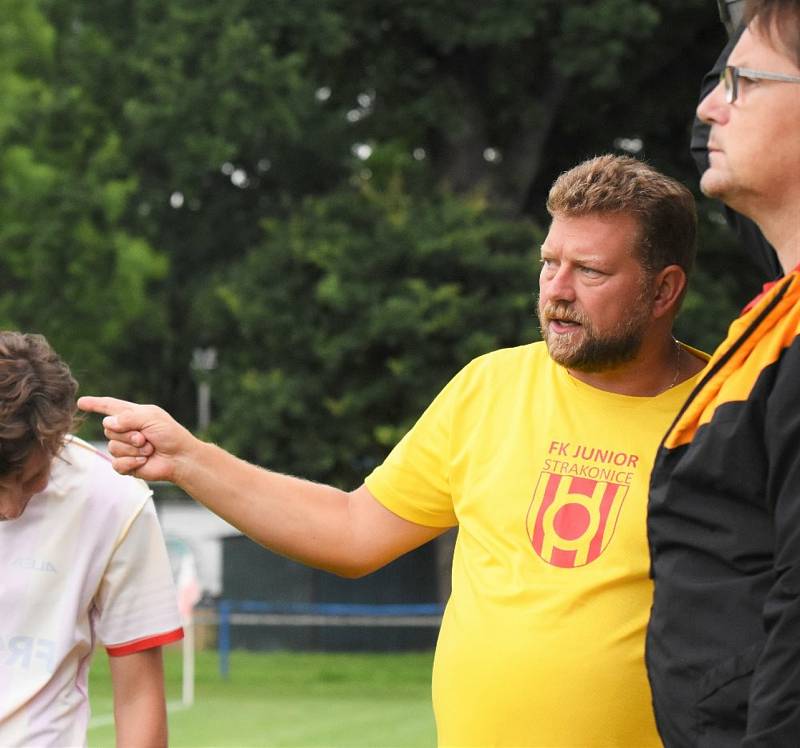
[0,0,167,397]
[1,0,754,472]
[46,0,359,421]
[309,0,723,213]
[199,160,539,484]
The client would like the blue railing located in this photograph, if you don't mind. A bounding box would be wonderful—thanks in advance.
[216,600,444,677]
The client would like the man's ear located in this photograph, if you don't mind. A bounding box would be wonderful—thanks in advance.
[650,265,687,319]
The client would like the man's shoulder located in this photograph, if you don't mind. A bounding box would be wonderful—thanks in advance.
[457,342,550,384]
[438,342,551,405]
[467,341,548,371]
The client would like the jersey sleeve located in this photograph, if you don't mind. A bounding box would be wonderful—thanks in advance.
[365,366,470,529]
[95,495,184,656]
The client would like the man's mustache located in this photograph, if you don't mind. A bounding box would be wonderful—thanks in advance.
[539,302,587,325]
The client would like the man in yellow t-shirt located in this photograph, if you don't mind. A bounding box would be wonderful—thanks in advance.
[79,155,707,747]
[365,343,703,746]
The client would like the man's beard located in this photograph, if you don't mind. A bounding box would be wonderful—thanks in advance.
[536,294,652,373]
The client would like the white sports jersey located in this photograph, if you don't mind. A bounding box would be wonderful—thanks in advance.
[0,436,183,747]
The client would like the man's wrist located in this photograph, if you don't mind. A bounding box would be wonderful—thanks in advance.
[171,434,208,488]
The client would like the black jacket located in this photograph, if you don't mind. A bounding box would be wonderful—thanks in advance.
[647,270,800,746]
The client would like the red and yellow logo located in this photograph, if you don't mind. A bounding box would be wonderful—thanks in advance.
[526,472,628,568]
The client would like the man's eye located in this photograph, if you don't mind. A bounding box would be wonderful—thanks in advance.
[579,266,602,277]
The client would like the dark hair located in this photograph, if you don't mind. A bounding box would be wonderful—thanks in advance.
[0,332,78,476]
[546,154,697,278]
[746,0,800,67]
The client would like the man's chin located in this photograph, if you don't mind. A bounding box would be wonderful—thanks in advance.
[543,333,583,362]
[545,344,587,370]
[699,169,729,199]
[546,337,643,373]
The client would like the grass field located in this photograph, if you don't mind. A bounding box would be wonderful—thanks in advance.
[88,646,437,747]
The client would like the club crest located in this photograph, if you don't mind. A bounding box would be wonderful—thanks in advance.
[526,471,628,568]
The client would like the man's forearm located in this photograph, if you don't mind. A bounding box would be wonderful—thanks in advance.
[77,396,444,577]
[172,440,365,575]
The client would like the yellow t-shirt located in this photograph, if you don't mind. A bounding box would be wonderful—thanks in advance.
[365,342,705,747]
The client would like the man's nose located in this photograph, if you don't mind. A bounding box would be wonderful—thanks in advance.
[697,80,729,126]
[542,266,576,303]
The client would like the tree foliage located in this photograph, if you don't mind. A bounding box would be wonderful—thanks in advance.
[0,0,167,395]
[199,163,538,483]
[0,0,758,485]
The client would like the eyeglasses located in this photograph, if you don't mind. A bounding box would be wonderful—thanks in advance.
[721,65,800,103]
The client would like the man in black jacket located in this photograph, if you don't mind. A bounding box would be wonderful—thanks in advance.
[647,1,800,744]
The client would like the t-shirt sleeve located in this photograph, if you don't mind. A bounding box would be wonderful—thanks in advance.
[365,367,468,529]
[95,495,184,655]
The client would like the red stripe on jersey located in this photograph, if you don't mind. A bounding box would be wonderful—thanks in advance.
[106,627,184,657]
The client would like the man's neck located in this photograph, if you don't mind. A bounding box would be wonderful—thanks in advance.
[749,201,800,274]
[770,228,800,276]
[565,337,704,397]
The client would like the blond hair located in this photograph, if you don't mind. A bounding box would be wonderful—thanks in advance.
[546,154,697,277]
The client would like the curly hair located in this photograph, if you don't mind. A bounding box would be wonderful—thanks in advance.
[746,0,800,68]
[0,332,78,476]
[546,154,697,279]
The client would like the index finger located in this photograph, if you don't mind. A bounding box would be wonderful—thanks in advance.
[77,396,137,417]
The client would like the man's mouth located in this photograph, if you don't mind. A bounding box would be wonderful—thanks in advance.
[547,316,582,334]
[539,301,586,336]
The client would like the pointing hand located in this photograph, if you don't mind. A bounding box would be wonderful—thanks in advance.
[78,396,195,483]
